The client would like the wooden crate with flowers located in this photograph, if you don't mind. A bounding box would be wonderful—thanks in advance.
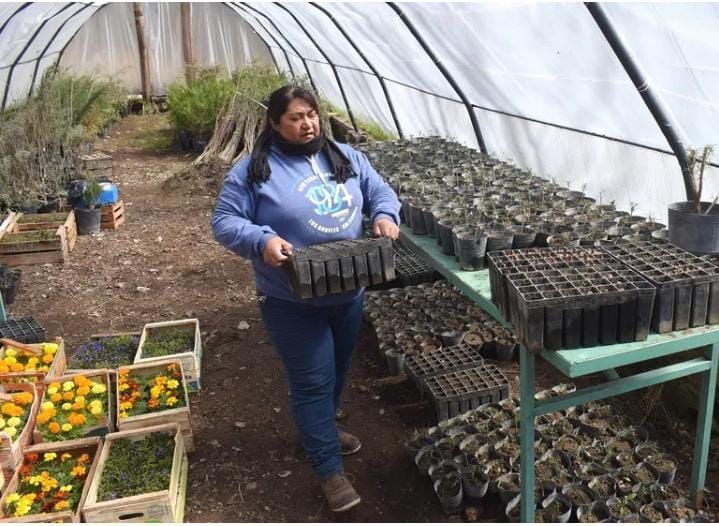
[65,332,141,375]
[81,423,188,522]
[134,319,202,392]
[32,372,114,445]
[116,361,194,453]
[0,436,101,522]
[0,338,67,397]
[0,383,40,485]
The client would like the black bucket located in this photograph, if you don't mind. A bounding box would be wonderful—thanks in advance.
[668,201,719,254]
[75,208,102,235]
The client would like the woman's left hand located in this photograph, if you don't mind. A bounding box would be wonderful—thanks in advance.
[373,218,399,240]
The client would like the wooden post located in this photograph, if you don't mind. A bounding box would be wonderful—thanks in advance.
[133,2,152,102]
[180,2,194,83]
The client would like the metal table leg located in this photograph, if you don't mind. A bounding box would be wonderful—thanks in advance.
[519,347,536,522]
[690,343,719,505]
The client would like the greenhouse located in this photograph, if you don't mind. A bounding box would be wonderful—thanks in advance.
[0,1,717,522]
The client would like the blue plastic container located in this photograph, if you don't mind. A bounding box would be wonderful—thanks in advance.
[97,182,119,206]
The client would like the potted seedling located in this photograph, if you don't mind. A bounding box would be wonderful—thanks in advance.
[74,180,102,235]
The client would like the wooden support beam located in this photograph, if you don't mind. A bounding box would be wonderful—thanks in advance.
[133,2,152,101]
[180,3,194,83]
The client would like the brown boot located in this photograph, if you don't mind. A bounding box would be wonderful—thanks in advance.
[321,473,361,512]
[339,431,362,456]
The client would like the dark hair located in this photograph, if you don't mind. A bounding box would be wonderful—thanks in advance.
[247,85,354,187]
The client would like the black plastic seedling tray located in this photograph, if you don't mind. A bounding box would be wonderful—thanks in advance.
[488,247,656,352]
[602,239,719,333]
[404,343,485,383]
[393,242,440,287]
[285,237,395,299]
[0,316,46,343]
[421,363,510,421]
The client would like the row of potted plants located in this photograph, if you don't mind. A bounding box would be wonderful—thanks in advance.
[365,280,518,373]
[360,137,667,270]
[406,388,712,522]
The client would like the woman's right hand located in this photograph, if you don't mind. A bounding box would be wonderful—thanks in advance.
[263,236,293,267]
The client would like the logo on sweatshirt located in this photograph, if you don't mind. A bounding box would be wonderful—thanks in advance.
[297,174,360,234]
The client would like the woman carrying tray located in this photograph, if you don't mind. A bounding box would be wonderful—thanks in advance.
[212,85,400,512]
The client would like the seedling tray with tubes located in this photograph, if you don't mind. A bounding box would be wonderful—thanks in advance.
[421,364,510,421]
[488,247,655,352]
[285,237,395,299]
[601,239,719,333]
[404,342,485,383]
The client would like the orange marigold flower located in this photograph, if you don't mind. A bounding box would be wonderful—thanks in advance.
[67,413,86,426]
[0,363,8,373]
[42,354,54,364]
[76,386,90,397]
[25,453,39,463]
[54,500,69,511]
[71,465,86,478]
[77,454,89,463]
[50,393,63,403]
[1,403,23,417]
[71,400,85,411]
[73,375,90,388]
[48,422,61,434]
[36,412,51,425]
[10,363,24,372]
[62,392,74,402]
[118,368,130,376]
[12,392,33,406]
[147,398,159,409]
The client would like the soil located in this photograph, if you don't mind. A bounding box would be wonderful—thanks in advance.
[11,113,719,522]
[579,510,602,523]
[565,486,592,506]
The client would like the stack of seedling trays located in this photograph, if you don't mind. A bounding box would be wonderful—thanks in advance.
[488,247,656,352]
[394,241,441,287]
[404,343,485,384]
[601,239,719,333]
[0,317,45,343]
[420,364,510,421]
[285,237,395,299]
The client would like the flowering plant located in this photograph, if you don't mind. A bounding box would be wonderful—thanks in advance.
[0,390,34,441]
[117,363,185,420]
[35,375,108,441]
[3,450,91,517]
[67,335,139,370]
[0,342,59,374]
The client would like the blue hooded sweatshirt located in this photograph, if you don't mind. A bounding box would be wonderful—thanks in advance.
[211,142,401,305]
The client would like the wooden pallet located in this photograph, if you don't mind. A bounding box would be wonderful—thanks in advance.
[0,213,18,242]
[78,152,113,179]
[101,200,125,230]
[81,424,188,523]
[13,211,77,252]
[116,360,194,452]
[134,319,202,392]
[0,437,101,522]
[0,223,68,266]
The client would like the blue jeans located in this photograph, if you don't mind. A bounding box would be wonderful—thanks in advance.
[258,293,365,480]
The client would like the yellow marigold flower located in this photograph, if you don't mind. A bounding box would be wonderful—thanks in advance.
[155,376,168,386]
[13,502,31,517]
[166,379,179,389]
[150,386,162,399]
[119,401,133,410]
[90,405,103,416]
[43,452,57,461]
[119,382,130,391]
[47,386,58,395]
[49,382,61,390]
[91,384,107,394]
[3,356,16,365]
[71,465,85,477]
[39,365,49,372]
[20,492,36,501]
[166,396,178,407]
[7,417,20,427]
[24,364,37,372]
[27,356,38,365]
[61,453,72,461]
[42,354,54,365]
[0,418,5,429]
[61,423,72,432]
[41,401,55,411]
[62,381,75,392]
[54,500,69,511]
[5,426,17,438]
[61,403,72,411]
[4,349,17,358]
[5,493,20,504]
[74,395,85,404]
[42,342,58,355]
[60,485,72,492]
[119,410,128,419]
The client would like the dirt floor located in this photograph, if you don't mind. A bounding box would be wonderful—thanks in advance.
[11,113,719,522]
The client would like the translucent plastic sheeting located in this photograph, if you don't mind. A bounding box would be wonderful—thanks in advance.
[0,3,67,68]
[60,3,141,93]
[603,3,719,147]
[336,68,397,135]
[223,4,291,74]
[60,2,272,95]
[192,3,275,74]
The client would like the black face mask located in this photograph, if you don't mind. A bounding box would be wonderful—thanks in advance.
[270,129,325,156]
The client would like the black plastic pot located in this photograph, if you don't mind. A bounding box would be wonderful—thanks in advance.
[668,201,719,254]
[494,339,516,361]
[436,219,456,255]
[486,230,514,252]
[422,209,437,238]
[646,454,677,484]
[577,501,612,523]
[18,199,43,214]
[511,226,536,248]
[541,492,572,523]
[455,230,488,271]
[38,196,60,213]
[74,207,102,235]
[462,467,489,502]
[409,202,427,235]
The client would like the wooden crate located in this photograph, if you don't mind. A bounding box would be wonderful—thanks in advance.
[134,319,202,392]
[116,361,194,453]
[13,211,77,252]
[32,370,115,444]
[0,383,40,484]
[0,338,68,395]
[101,200,125,230]
[81,423,188,523]
[0,436,101,522]
[0,224,68,266]
[78,152,113,180]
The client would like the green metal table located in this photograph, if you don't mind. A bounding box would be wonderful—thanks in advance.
[399,226,718,522]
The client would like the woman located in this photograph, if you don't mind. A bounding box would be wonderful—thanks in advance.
[212,85,400,512]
